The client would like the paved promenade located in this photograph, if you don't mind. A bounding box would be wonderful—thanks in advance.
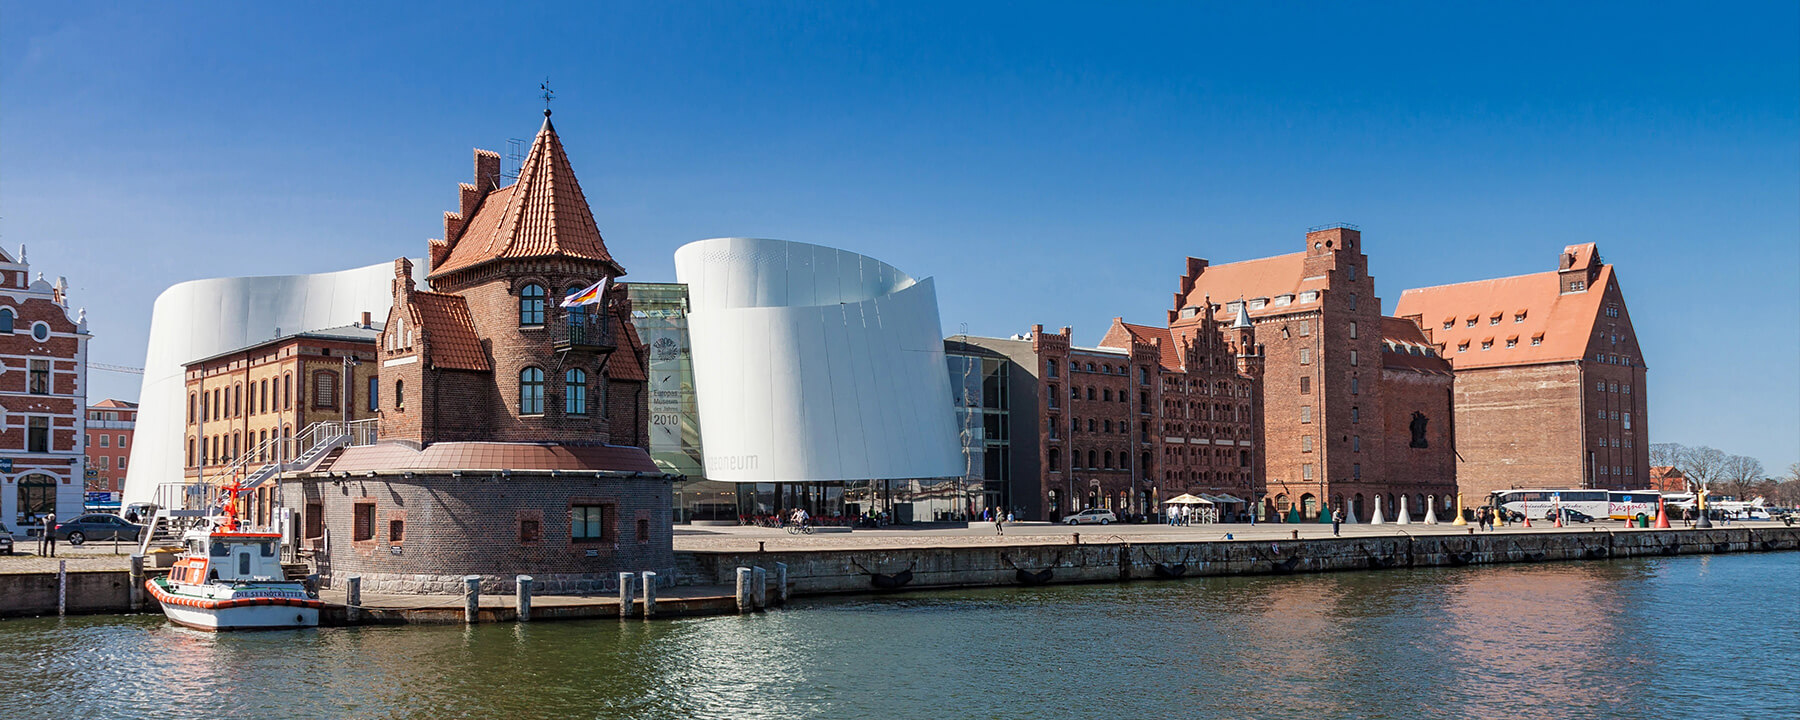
[672,518,1744,553]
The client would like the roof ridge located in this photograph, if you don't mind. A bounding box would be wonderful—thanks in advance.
[1399,268,1563,294]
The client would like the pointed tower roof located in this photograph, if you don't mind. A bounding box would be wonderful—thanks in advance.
[1230,297,1254,329]
[429,116,624,279]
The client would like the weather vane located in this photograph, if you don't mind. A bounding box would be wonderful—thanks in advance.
[541,78,555,117]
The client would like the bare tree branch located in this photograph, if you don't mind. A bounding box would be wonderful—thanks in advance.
[1720,454,1765,501]
[1682,446,1727,491]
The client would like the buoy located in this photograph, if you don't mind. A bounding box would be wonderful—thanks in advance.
[1654,498,1671,529]
[1451,493,1467,526]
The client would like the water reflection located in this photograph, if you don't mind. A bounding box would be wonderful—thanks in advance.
[1,554,1795,720]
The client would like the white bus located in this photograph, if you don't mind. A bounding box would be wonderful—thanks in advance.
[1489,489,1664,521]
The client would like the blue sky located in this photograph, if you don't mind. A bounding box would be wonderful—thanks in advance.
[3,2,1796,473]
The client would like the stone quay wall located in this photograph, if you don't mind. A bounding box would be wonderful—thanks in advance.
[680,527,1800,596]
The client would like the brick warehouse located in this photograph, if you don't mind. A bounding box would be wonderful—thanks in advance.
[1395,243,1648,501]
[278,110,672,595]
[1168,226,1456,522]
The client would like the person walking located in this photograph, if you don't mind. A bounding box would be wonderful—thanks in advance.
[1331,508,1343,537]
[39,510,57,557]
[994,512,1005,536]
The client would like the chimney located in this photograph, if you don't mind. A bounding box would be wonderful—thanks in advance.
[474,149,502,190]
[361,311,372,329]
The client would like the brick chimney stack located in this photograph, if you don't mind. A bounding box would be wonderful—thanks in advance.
[474,149,502,191]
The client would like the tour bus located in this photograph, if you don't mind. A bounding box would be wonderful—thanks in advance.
[1488,489,1664,521]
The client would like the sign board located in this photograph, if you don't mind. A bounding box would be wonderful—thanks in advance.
[0,458,12,472]
[85,468,100,479]
[86,491,115,504]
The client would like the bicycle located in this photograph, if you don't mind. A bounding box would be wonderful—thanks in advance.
[786,523,814,535]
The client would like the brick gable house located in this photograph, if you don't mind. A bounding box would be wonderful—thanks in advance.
[279,113,671,595]
[1168,227,1457,522]
[1396,244,1649,500]
[0,248,91,527]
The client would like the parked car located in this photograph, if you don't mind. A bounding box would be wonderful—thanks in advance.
[1061,509,1117,525]
[53,514,146,545]
[1545,508,1595,524]
[0,522,12,555]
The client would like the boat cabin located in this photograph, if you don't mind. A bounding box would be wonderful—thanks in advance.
[171,532,286,584]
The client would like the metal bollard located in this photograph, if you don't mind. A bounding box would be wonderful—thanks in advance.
[752,566,768,610]
[619,572,636,618]
[58,560,67,617]
[463,575,481,624]
[775,562,789,604]
[346,575,363,624]
[640,571,657,618]
[516,575,533,623]
[128,555,144,612]
[735,567,753,614]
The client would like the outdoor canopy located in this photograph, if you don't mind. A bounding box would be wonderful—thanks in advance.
[1161,493,1214,505]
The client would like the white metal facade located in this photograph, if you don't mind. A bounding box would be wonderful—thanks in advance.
[121,261,421,508]
[673,238,961,483]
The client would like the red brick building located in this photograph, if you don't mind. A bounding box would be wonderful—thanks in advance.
[1395,243,1649,501]
[0,249,91,527]
[277,112,670,595]
[1168,226,1457,521]
[85,399,137,493]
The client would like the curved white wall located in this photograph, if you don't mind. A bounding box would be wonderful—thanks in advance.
[674,238,961,483]
[122,261,422,507]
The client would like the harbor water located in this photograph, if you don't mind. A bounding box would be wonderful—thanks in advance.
[3,552,1795,719]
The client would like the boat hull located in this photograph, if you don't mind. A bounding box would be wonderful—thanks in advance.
[147,579,321,631]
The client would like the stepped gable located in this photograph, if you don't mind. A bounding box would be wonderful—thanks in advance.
[429,116,623,279]
[408,290,490,371]
[1103,320,1182,370]
[1395,252,1617,370]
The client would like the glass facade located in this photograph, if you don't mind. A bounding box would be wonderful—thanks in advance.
[626,283,728,522]
[947,351,1012,517]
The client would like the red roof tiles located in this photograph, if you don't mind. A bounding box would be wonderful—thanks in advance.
[1379,316,1453,375]
[1106,320,1182,370]
[321,442,659,474]
[1179,251,1313,319]
[409,291,490,371]
[1395,265,1614,370]
[430,118,621,279]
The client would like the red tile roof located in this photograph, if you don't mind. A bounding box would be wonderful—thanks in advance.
[606,304,647,381]
[1178,251,1319,320]
[321,442,659,474]
[429,118,622,279]
[409,291,490,371]
[1379,316,1453,375]
[92,398,138,408]
[1104,320,1182,370]
[1395,265,1614,370]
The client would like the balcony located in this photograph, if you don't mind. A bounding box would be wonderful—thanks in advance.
[556,311,616,353]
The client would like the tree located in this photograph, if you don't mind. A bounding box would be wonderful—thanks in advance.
[1681,445,1727,493]
[1718,455,1764,501]
[1649,442,1688,470]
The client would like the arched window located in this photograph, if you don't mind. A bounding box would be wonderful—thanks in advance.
[260,379,269,414]
[1048,448,1061,472]
[519,284,546,325]
[0,308,12,333]
[283,373,293,410]
[519,367,545,414]
[186,437,195,467]
[187,393,196,424]
[1087,450,1097,468]
[565,369,588,415]
[1103,451,1112,469]
[565,285,589,327]
[394,379,405,410]
[18,474,55,516]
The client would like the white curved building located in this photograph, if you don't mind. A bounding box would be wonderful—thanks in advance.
[674,238,960,484]
[122,261,422,508]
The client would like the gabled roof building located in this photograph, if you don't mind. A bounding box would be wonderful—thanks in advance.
[1396,243,1648,499]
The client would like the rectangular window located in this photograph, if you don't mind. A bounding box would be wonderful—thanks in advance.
[1299,321,1310,337]
[1047,360,1058,378]
[1301,405,1312,423]
[98,434,110,448]
[118,455,126,469]
[98,455,109,470]
[1353,463,1361,479]
[353,503,375,542]
[1623,413,1631,430]
[1299,349,1311,365]
[1350,350,1358,365]
[314,371,338,409]
[571,504,609,541]
[1353,435,1361,452]
[305,503,324,540]
[1351,406,1360,423]
[118,435,128,448]
[389,519,405,543]
[1348,322,1358,339]
[28,359,49,395]
[1299,377,1310,394]
[1351,377,1359,395]
[519,519,542,543]
[28,416,49,453]
[1301,435,1313,452]
[1303,464,1314,480]
[368,376,380,411]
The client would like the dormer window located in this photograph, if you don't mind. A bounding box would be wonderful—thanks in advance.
[1489,314,1501,325]
[1465,316,1477,328]
[1514,311,1527,323]
[1506,337,1517,348]
[1531,333,1544,346]
[1457,342,1469,353]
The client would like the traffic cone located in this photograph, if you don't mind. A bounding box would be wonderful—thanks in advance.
[1554,509,1564,528]
[1523,510,1531,528]
[1654,499,1671,529]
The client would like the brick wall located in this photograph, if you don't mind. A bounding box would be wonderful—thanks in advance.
[1451,362,1585,499]
[281,472,674,594]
